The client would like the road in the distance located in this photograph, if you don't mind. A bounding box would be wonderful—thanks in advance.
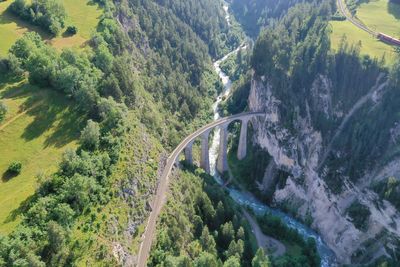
[136,111,265,267]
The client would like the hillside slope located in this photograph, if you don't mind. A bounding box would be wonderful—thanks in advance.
[228,0,400,265]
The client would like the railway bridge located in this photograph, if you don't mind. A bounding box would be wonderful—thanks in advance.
[137,111,266,267]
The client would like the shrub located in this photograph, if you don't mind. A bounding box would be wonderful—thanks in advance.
[0,101,7,123]
[0,58,7,72]
[7,161,22,175]
[65,25,77,35]
[346,200,371,231]
[80,120,100,150]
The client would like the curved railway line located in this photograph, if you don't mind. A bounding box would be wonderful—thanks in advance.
[337,0,400,46]
[136,111,265,267]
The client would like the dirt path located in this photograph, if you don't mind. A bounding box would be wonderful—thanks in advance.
[242,209,286,257]
[0,101,42,132]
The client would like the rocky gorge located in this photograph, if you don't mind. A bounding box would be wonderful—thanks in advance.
[247,72,400,264]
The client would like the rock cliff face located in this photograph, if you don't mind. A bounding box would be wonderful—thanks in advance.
[248,74,400,264]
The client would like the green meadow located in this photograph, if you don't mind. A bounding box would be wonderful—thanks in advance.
[0,76,84,234]
[0,0,101,234]
[357,0,400,38]
[329,20,396,64]
[0,0,102,56]
[330,0,400,65]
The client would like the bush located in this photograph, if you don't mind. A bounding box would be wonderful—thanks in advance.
[65,25,77,35]
[331,12,346,21]
[0,101,7,123]
[7,161,22,175]
[80,120,100,150]
[346,201,371,231]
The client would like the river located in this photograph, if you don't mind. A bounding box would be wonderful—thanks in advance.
[210,45,338,267]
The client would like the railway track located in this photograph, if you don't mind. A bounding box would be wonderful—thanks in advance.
[336,0,400,46]
[136,112,265,267]
[336,0,375,35]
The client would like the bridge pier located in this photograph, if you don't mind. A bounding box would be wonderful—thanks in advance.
[184,140,194,165]
[200,130,211,173]
[237,118,249,160]
[217,123,229,174]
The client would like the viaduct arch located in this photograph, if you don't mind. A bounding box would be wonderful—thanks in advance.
[137,111,266,267]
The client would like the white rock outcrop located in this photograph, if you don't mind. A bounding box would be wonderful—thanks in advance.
[248,74,400,264]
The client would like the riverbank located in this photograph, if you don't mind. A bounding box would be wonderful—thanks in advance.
[210,5,337,264]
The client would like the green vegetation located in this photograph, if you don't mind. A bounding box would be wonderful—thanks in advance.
[256,213,320,267]
[345,0,368,15]
[250,1,400,185]
[219,44,252,116]
[357,0,400,38]
[8,0,67,35]
[0,76,82,234]
[0,0,244,264]
[230,0,312,37]
[373,176,400,210]
[227,0,400,263]
[346,200,371,231]
[220,48,250,82]
[0,0,102,56]
[329,21,396,65]
[330,0,400,65]
[65,25,77,35]
[79,120,100,151]
[0,36,126,262]
[6,161,22,175]
[149,167,266,266]
[0,101,6,122]
[253,249,272,267]
[228,134,271,190]
[221,74,251,115]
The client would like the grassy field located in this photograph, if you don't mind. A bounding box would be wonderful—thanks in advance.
[330,0,400,65]
[329,20,396,65]
[0,75,84,234]
[0,0,102,56]
[357,0,400,38]
[0,0,101,234]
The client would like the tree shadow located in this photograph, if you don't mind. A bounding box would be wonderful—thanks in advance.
[0,8,51,40]
[3,194,36,224]
[43,104,85,148]
[19,89,83,147]
[87,0,101,7]
[0,74,22,89]
[1,82,38,101]
[1,170,18,182]
[1,75,82,149]
[61,30,74,38]
[388,1,400,20]
[20,93,58,137]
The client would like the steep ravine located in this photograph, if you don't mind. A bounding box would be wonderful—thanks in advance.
[211,64,337,266]
[248,73,400,264]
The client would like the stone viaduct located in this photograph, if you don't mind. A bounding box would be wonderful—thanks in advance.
[137,111,265,267]
[184,112,264,174]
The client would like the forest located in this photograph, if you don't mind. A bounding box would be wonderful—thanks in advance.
[224,0,400,265]
[0,0,241,265]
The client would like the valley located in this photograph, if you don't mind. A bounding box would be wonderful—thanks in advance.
[0,0,400,266]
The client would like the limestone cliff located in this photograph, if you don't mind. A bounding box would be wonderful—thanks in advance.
[248,74,400,264]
